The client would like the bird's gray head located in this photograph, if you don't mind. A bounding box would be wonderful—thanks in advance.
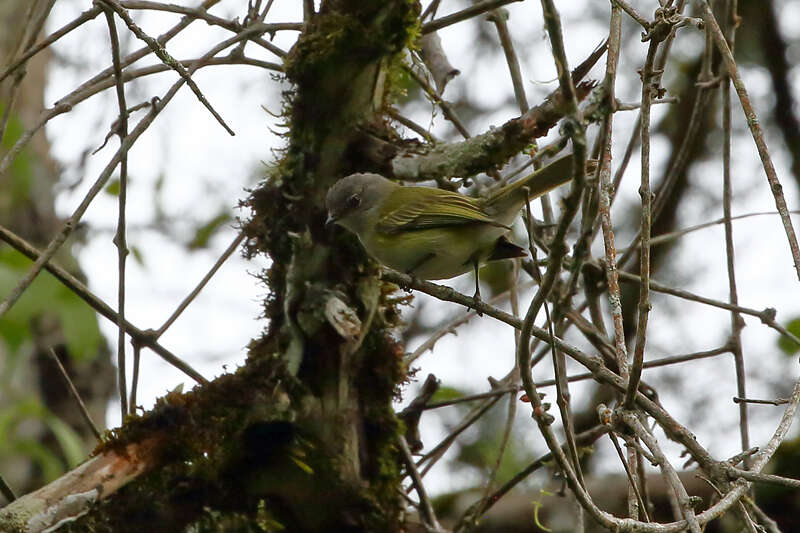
[325,172,396,234]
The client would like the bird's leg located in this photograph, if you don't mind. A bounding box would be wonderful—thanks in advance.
[471,260,484,317]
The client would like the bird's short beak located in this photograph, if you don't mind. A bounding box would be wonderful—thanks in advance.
[325,213,337,228]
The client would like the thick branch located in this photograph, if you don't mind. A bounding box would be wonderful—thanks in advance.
[389,44,605,180]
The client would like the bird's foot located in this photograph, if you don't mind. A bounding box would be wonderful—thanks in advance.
[471,286,484,317]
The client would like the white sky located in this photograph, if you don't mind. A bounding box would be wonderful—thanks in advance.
[37,0,800,497]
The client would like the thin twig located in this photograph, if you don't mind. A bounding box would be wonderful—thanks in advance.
[100,2,131,420]
[489,8,528,112]
[422,0,522,34]
[516,0,587,491]
[388,109,438,143]
[155,232,245,337]
[741,496,784,533]
[733,397,789,406]
[608,431,651,522]
[615,96,679,110]
[727,468,800,489]
[613,268,800,346]
[623,413,702,533]
[399,436,444,532]
[598,2,628,380]
[97,0,236,136]
[422,387,515,409]
[623,210,800,252]
[404,65,471,138]
[696,0,800,281]
[117,1,301,34]
[611,0,650,29]
[416,394,503,476]
[0,20,274,179]
[535,344,730,388]
[0,19,255,332]
[720,0,750,468]
[0,7,102,84]
[405,281,536,366]
[130,343,142,411]
[424,345,729,405]
[47,349,103,442]
[0,0,57,144]
[0,224,207,384]
[454,425,609,533]
[625,35,660,408]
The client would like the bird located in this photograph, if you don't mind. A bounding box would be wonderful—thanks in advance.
[326,154,586,302]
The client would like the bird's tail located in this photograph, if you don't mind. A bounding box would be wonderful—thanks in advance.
[484,155,597,224]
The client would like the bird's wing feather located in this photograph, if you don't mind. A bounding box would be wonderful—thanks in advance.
[376,186,508,234]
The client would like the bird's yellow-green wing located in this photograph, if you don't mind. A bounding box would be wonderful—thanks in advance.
[376,186,508,234]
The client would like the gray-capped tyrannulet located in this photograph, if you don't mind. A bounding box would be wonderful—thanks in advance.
[326,154,584,301]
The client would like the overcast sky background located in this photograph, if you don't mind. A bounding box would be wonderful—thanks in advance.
[40,0,800,494]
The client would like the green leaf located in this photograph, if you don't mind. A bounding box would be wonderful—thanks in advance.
[430,386,467,403]
[44,416,87,468]
[0,399,68,481]
[187,211,231,250]
[778,317,800,355]
[130,245,145,267]
[12,439,65,482]
[0,104,33,202]
[289,454,314,474]
[0,247,102,360]
[105,178,121,196]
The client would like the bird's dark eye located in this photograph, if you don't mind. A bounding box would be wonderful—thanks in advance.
[347,194,361,210]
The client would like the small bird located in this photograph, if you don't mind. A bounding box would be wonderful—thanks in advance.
[326,154,583,301]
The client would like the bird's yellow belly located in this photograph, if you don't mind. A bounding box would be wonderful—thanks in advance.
[361,225,509,280]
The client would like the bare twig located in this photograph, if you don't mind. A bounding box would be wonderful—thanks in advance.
[454,425,609,533]
[0,0,58,145]
[598,1,628,380]
[130,343,142,411]
[422,0,522,34]
[47,349,103,442]
[625,36,659,408]
[399,436,444,533]
[96,0,235,136]
[623,413,701,533]
[733,397,789,406]
[516,0,588,492]
[155,232,245,337]
[696,0,800,281]
[720,0,750,468]
[416,393,504,477]
[608,430,651,522]
[388,109,439,143]
[0,7,102,84]
[404,64,471,139]
[727,469,800,489]
[0,224,207,383]
[100,1,131,420]
[0,20,257,336]
[0,19,274,180]
[613,268,800,346]
[611,0,650,29]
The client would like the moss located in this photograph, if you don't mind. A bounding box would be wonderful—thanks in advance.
[69,355,361,532]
